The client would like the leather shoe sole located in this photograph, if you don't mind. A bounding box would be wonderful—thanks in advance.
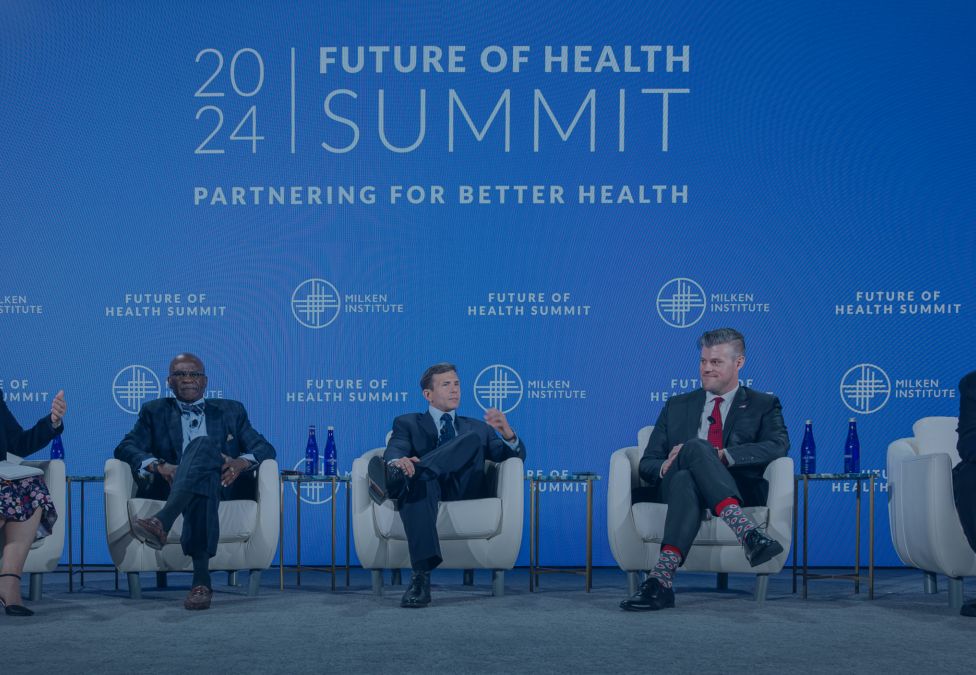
[744,530,784,567]
[131,516,167,550]
[368,457,406,504]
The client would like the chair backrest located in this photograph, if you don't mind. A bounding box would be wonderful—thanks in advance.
[637,425,654,450]
[913,416,960,464]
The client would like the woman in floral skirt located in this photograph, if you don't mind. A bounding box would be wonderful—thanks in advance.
[0,390,66,617]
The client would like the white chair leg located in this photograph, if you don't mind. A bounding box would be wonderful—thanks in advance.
[463,569,475,586]
[754,574,769,604]
[948,577,964,609]
[228,571,239,587]
[29,573,43,601]
[127,572,142,599]
[492,570,505,597]
[923,571,938,594]
[247,570,261,596]
[391,569,402,586]
[371,569,383,595]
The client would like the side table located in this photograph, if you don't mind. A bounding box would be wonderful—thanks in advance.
[527,473,601,592]
[278,473,350,591]
[792,472,875,599]
[66,475,118,592]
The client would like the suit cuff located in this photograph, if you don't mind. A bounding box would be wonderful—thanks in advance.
[139,457,158,478]
[723,449,736,467]
[503,434,519,450]
[240,454,257,470]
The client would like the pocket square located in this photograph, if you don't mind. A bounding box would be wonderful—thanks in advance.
[227,434,234,442]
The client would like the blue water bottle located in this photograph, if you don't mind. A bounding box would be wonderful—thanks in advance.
[843,418,860,473]
[800,420,816,474]
[304,425,319,475]
[50,435,65,460]
[324,426,337,477]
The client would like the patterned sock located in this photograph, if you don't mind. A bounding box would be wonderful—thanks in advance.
[191,554,212,589]
[715,497,757,544]
[647,545,682,588]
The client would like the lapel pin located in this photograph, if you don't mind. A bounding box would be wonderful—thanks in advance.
[227,434,234,442]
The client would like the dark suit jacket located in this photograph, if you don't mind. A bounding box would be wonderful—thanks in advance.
[114,398,276,500]
[638,387,789,506]
[958,370,976,464]
[0,397,62,462]
[384,411,526,499]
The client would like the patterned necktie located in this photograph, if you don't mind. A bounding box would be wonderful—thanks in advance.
[438,413,456,446]
[707,397,724,449]
[179,402,205,416]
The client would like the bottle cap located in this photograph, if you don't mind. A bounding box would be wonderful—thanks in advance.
[308,424,316,432]
[805,419,812,425]
[849,418,856,423]
[327,425,334,431]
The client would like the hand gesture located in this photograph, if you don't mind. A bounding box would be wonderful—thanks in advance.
[660,444,683,477]
[50,390,66,427]
[156,461,177,485]
[391,456,421,477]
[484,408,515,441]
[221,454,249,487]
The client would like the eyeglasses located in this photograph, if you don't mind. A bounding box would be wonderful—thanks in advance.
[170,370,206,379]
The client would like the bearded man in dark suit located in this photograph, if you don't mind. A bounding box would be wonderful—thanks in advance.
[367,362,526,608]
[621,328,789,611]
[114,353,275,610]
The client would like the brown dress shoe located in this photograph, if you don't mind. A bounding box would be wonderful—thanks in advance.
[184,585,213,610]
[131,516,168,550]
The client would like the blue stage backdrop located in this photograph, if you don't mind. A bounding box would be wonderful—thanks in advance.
[1,1,973,568]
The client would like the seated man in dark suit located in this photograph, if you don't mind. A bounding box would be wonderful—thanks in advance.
[621,328,789,611]
[952,370,976,617]
[114,353,276,610]
[367,362,526,608]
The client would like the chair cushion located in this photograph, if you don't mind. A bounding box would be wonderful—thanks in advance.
[632,503,770,545]
[127,498,257,544]
[372,498,502,540]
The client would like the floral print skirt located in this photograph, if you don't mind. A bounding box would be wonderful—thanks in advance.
[0,476,58,540]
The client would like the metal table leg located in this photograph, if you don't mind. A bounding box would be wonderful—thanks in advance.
[279,479,285,590]
[585,477,593,592]
[67,478,73,593]
[855,476,861,594]
[869,475,875,599]
[802,475,809,599]
[330,477,337,592]
[792,476,798,593]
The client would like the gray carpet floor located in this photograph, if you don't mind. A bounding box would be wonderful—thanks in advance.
[3,567,974,673]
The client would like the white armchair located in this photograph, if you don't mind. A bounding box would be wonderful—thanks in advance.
[0,455,65,601]
[608,427,793,602]
[351,446,524,597]
[887,416,976,608]
[104,458,280,598]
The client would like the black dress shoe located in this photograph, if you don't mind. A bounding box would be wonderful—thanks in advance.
[367,457,407,504]
[401,570,431,608]
[742,528,784,567]
[619,576,675,611]
[0,573,34,616]
[961,600,976,617]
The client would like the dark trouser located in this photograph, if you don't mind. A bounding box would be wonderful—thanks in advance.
[652,439,741,557]
[953,461,976,553]
[398,432,485,571]
[166,437,255,558]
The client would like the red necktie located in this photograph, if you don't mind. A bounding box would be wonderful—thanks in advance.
[707,397,724,449]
